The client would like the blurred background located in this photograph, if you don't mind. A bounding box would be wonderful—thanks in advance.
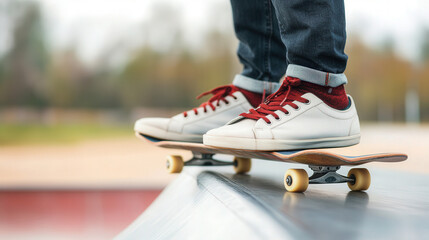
[0,0,428,239]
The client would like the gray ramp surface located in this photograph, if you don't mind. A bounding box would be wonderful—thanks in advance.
[116,159,429,240]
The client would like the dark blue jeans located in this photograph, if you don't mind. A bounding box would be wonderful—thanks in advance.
[231,0,348,93]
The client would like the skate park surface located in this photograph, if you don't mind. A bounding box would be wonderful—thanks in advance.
[117,163,429,240]
[116,124,429,239]
[1,124,429,239]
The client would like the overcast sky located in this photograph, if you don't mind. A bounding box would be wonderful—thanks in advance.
[2,0,429,65]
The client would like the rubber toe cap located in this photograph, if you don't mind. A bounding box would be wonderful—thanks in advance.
[134,118,170,132]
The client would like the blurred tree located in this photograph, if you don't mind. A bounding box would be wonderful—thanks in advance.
[419,29,429,62]
[346,37,412,122]
[45,49,120,108]
[417,28,429,121]
[0,1,48,107]
[0,1,427,123]
[116,32,237,110]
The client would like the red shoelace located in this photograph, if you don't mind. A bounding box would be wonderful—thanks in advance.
[240,77,309,124]
[183,85,238,117]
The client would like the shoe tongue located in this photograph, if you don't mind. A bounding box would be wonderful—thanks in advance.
[267,86,306,105]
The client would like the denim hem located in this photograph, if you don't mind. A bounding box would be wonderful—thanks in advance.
[286,64,348,87]
[232,74,280,94]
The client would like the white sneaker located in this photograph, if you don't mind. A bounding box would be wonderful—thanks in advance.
[134,85,259,142]
[203,77,361,150]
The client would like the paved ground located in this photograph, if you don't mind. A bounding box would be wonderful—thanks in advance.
[0,124,427,189]
[0,124,427,239]
[0,137,184,189]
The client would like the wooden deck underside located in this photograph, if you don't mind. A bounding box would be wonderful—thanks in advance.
[138,134,408,166]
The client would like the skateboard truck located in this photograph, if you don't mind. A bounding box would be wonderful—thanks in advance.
[166,152,371,193]
[182,152,234,167]
[284,166,371,192]
[166,152,251,175]
[308,165,354,184]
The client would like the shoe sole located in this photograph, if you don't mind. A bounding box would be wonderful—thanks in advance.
[134,124,202,143]
[203,134,361,151]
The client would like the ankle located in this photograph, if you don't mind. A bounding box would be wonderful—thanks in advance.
[300,81,349,110]
[236,87,263,108]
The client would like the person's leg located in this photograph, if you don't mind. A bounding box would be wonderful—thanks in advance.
[231,0,286,94]
[270,0,348,87]
[204,0,361,150]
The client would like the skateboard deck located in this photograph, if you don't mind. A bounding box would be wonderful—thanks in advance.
[138,133,407,166]
[137,133,407,192]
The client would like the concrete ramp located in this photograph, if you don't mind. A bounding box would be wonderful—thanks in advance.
[116,160,429,240]
[116,170,305,240]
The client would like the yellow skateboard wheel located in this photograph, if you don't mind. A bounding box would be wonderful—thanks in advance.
[233,157,251,174]
[166,155,184,174]
[284,169,309,192]
[347,168,371,191]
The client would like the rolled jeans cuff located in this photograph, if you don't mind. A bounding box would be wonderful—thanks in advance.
[286,64,348,87]
[232,74,280,94]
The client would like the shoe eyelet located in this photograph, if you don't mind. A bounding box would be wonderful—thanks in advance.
[294,106,300,111]
[304,99,311,105]
[285,111,290,116]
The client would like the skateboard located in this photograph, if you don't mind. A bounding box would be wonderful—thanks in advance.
[137,133,407,192]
